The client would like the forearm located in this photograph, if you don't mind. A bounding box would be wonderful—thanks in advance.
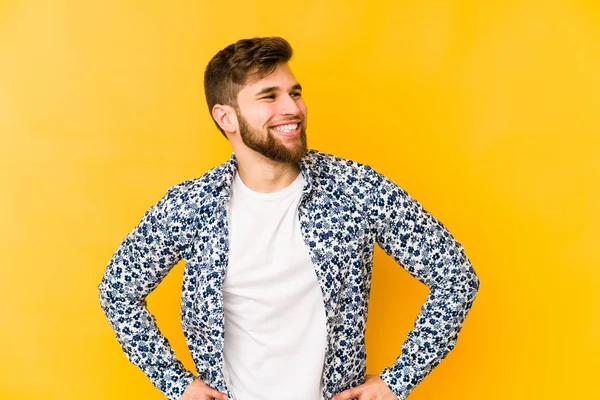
[99,279,196,399]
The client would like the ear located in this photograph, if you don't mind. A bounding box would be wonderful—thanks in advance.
[211,104,238,134]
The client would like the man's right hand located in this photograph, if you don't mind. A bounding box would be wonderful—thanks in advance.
[181,379,229,400]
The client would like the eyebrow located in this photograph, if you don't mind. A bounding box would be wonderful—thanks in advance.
[254,83,303,97]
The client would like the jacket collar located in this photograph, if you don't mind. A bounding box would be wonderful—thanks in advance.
[213,150,318,202]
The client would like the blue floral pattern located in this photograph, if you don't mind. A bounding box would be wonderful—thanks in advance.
[99,149,480,400]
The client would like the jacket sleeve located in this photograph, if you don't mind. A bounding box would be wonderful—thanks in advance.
[366,168,481,399]
[98,189,196,400]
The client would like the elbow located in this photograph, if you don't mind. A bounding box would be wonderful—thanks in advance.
[98,257,125,314]
[98,272,122,316]
[465,264,481,302]
[470,265,481,292]
[98,279,111,315]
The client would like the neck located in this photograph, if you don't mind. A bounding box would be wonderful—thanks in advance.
[234,147,301,193]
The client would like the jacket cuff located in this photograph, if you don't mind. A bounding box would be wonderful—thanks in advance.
[379,366,415,400]
[157,368,197,400]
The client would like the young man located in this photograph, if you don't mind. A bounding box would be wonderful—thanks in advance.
[99,37,480,400]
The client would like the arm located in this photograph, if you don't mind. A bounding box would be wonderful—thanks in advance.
[368,169,481,399]
[98,188,196,400]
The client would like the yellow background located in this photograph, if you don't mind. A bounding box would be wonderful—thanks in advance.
[1,0,598,399]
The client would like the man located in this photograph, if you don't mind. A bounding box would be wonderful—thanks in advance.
[99,37,480,400]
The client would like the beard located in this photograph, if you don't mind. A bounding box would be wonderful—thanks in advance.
[236,111,308,163]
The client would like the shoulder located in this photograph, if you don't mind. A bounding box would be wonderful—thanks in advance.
[304,149,387,192]
[156,160,231,214]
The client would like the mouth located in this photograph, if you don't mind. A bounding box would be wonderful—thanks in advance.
[270,122,301,137]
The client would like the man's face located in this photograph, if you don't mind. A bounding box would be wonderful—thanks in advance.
[235,63,308,163]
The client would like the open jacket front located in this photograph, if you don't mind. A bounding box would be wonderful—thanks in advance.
[99,149,481,400]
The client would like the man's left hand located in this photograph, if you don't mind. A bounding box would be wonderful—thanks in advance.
[331,375,398,400]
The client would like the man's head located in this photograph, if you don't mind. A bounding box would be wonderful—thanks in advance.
[204,37,307,163]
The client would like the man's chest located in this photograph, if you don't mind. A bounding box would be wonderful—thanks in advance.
[224,189,318,311]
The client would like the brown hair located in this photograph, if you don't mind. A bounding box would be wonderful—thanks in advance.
[204,37,293,136]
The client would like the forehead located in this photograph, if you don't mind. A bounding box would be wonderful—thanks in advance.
[239,63,299,95]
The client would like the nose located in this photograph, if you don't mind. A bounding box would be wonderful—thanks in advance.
[277,93,301,116]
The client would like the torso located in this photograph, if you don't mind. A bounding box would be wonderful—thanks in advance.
[222,171,327,400]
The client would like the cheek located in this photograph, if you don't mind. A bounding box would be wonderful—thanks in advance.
[255,106,278,126]
[298,100,308,116]
[242,105,272,127]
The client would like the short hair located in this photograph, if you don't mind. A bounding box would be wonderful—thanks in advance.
[204,37,293,136]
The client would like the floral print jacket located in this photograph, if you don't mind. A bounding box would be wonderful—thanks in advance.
[99,149,480,400]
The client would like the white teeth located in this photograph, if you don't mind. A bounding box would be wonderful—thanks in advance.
[272,123,298,133]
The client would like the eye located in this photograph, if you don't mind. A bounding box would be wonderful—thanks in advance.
[290,91,302,98]
[260,94,276,100]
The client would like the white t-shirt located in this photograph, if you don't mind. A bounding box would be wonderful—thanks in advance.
[223,171,327,400]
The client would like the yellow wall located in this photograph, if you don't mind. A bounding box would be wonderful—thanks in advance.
[1,0,598,399]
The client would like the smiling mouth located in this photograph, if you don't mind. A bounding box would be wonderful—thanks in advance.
[271,123,299,134]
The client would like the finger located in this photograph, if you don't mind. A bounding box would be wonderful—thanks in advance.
[207,388,228,400]
[332,386,363,400]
